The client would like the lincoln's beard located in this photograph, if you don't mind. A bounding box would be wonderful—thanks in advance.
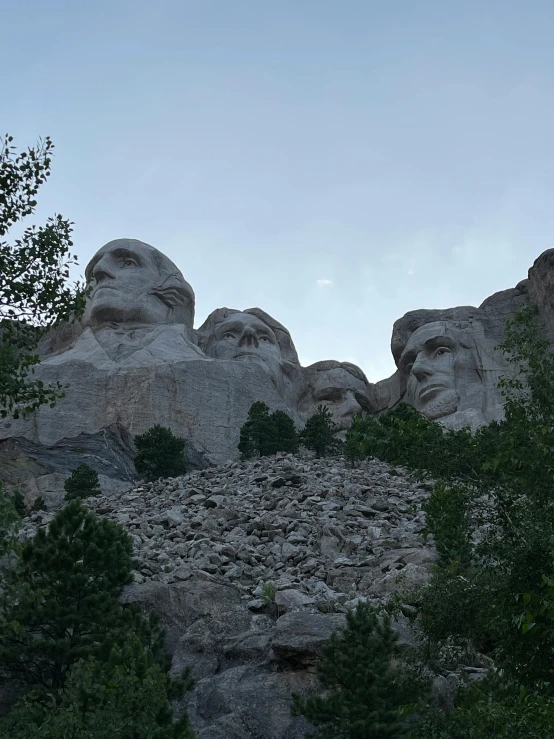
[418,389,459,420]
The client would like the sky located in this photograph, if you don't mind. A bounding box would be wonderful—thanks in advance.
[3,0,554,381]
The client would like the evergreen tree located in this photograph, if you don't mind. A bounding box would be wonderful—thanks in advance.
[0,634,195,738]
[0,499,134,694]
[292,603,412,738]
[238,401,275,458]
[270,409,299,454]
[134,425,187,481]
[238,402,299,458]
[11,490,26,517]
[63,463,101,501]
[300,404,338,458]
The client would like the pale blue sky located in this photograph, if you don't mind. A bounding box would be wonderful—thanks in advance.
[4,0,554,380]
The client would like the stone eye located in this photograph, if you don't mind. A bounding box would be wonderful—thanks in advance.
[259,336,270,343]
[223,332,235,339]
[123,258,136,267]
[406,363,414,373]
[435,347,451,357]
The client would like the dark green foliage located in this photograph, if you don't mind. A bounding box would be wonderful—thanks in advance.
[271,409,300,454]
[134,424,187,481]
[63,463,101,501]
[0,134,87,419]
[424,483,471,568]
[0,634,195,738]
[0,499,134,693]
[11,490,26,517]
[345,404,478,480]
[292,603,416,738]
[408,673,554,739]
[0,483,20,558]
[0,499,193,736]
[30,496,46,512]
[299,404,338,458]
[238,401,299,458]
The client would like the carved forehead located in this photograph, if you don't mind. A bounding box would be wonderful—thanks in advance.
[85,239,183,281]
[305,361,369,391]
[400,322,463,364]
[217,312,276,336]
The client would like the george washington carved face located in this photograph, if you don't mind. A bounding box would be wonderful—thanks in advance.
[82,239,195,328]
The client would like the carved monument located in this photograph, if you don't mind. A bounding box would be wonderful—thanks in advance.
[1,237,553,502]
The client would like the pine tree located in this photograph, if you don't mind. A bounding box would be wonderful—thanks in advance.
[11,490,26,517]
[292,603,409,738]
[269,409,299,454]
[238,401,277,458]
[134,425,187,481]
[238,402,299,458]
[63,463,101,501]
[300,404,338,457]
[0,634,195,738]
[0,499,134,694]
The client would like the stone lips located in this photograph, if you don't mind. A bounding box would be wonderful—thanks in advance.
[1,239,554,494]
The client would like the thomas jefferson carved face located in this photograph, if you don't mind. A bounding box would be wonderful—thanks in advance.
[398,322,481,420]
[82,239,194,328]
[209,313,283,378]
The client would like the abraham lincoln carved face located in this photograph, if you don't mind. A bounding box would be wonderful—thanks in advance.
[82,239,195,328]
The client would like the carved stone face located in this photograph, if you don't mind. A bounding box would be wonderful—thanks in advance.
[299,362,372,433]
[209,312,283,379]
[82,239,194,329]
[398,322,481,420]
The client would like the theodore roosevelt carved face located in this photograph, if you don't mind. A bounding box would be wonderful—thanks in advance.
[82,239,195,328]
[398,321,483,421]
[298,361,373,433]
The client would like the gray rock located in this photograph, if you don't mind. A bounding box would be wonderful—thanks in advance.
[272,612,347,664]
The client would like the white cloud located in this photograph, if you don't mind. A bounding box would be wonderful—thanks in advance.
[316,278,333,287]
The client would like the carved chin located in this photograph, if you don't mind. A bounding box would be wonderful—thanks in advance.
[419,390,459,420]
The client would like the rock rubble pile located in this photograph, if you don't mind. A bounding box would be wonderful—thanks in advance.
[18,453,440,739]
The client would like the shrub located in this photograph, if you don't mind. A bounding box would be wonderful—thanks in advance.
[134,425,187,481]
[63,463,101,501]
[300,404,338,458]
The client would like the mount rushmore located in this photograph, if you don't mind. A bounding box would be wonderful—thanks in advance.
[1,238,552,503]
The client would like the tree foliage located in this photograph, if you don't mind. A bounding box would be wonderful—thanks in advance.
[0,634,195,739]
[0,499,134,694]
[293,603,417,739]
[64,463,101,501]
[134,425,187,481]
[0,499,194,736]
[0,134,87,419]
[238,401,298,458]
[299,404,339,458]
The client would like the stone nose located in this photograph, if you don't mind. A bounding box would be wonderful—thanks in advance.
[411,352,434,381]
[92,256,115,284]
[239,327,259,348]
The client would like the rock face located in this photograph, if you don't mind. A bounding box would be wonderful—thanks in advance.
[1,239,554,495]
[18,453,435,738]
